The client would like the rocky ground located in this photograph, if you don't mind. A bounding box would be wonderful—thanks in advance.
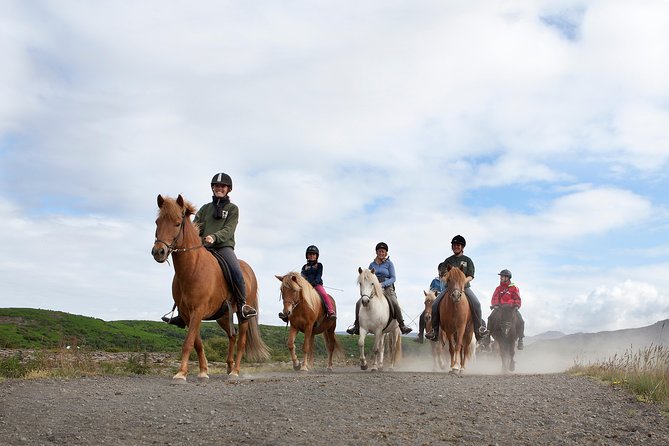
[1,354,668,446]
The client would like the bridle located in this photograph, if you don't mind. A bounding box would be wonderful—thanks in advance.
[154,213,203,256]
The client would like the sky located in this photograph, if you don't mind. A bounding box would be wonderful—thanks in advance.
[2,0,669,337]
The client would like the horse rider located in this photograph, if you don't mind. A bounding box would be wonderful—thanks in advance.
[282,244,335,320]
[162,172,257,327]
[488,269,525,350]
[425,235,490,345]
[416,262,446,343]
[346,242,413,335]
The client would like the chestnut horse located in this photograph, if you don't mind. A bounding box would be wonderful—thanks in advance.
[151,194,270,382]
[356,267,402,371]
[435,266,476,375]
[275,272,342,372]
[423,289,447,371]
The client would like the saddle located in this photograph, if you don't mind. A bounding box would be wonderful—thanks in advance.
[203,247,243,320]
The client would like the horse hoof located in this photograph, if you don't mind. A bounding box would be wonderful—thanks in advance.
[293,362,302,371]
[171,375,187,384]
[360,364,368,371]
[326,367,333,373]
[228,371,239,378]
[197,374,209,382]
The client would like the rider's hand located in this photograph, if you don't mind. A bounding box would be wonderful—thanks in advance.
[203,235,214,244]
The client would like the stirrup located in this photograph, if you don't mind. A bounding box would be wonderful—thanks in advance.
[346,325,358,335]
[278,312,289,323]
[240,304,257,319]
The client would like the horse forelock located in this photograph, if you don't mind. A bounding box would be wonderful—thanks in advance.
[446,267,466,288]
[358,269,383,296]
[157,195,197,220]
[282,272,319,313]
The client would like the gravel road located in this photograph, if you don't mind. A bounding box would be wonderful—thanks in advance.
[1,360,668,446]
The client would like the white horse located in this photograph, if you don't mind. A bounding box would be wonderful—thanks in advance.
[356,267,402,371]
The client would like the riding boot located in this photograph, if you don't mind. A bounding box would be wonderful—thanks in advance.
[398,319,413,335]
[161,314,186,329]
[278,312,289,323]
[346,300,361,334]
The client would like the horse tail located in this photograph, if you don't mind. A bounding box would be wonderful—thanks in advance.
[331,333,345,361]
[244,316,271,362]
[466,333,476,363]
[394,331,402,363]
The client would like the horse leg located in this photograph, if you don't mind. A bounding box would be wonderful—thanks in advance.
[216,317,236,375]
[308,336,316,370]
[300,327,314,372]
[174,316,204,382]
[194,332,209,381]
[324,329,335,372]
[286,326,301,371]
[230,319,249,377]
[358,329,368,370]
[371,330,384,372]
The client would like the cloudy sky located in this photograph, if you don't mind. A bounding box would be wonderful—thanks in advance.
[2,0,669,336]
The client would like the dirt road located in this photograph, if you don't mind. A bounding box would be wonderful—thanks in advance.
[1,362,667,446]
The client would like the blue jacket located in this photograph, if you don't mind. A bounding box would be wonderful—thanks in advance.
[369,257,396,288]
[301,261,323,286]
[429,277,444,294]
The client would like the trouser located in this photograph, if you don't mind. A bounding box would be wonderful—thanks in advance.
[353,286,406,327]
[418,310,426,338]
[215,246,247,306]
[431,287,486,339]
[313,284,335,314]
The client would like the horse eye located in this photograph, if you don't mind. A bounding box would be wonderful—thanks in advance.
[175,222,181,227]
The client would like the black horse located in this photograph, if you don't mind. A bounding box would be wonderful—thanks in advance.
[488,304,521,372]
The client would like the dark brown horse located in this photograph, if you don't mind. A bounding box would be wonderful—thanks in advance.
[151,194,270,381]
[275,272,342,371]
[488,304,520,373]
[437,266,475,375]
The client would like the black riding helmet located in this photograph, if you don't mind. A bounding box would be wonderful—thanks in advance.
[375,242,389,251]
[451,234,466,247]
[305,245,319,259]
[211,172,233,190]
[498,269,512,279]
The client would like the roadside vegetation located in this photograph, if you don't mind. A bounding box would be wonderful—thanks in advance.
[0,308,425,380]
[569,344,669,413]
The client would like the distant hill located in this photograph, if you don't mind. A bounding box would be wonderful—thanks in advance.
[524,330,566,346]
[516,319,669,372]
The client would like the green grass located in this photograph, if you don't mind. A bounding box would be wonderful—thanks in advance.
[569,344,669,413]
[0,308,425,379]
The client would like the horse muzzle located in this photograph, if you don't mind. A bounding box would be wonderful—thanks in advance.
[361,295,370,307]
[450,290,463,303]
[151,243,169,263]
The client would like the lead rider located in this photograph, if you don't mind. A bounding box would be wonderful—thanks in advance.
[162,172,257,327]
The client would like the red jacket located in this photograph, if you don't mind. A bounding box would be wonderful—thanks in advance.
[491,282,521,308]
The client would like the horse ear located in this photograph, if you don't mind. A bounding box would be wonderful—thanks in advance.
[423,290,428,296]
[370,267,376,275]
[275,275,284,281]
[358,267,363,274]
[177,194,185,207]
[290,275,299,283]
[157,194,164,208]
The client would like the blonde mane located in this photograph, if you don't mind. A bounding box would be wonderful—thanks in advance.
[281,272,320,313]
[357,268,384,297]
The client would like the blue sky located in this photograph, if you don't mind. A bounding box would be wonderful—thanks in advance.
[2,0,669,336]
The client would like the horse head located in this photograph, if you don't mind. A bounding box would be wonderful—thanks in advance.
[275,273,304,319]
[152,194,198,263]
[444,266,466,303]
[357,267,379,307]
[423,289,437,327]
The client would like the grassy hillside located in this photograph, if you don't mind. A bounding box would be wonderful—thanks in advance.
[0,308,423,362]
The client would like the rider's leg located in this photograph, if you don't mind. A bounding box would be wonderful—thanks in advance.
[465,288,488,341]
[314,284,336,318]
[516,309,525,349]
[425,290,444,341]
[416,310,426,343]
[161,305,186,328]
[385,287,412,334]
[219,247,256,319]
[346,300,361,334]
